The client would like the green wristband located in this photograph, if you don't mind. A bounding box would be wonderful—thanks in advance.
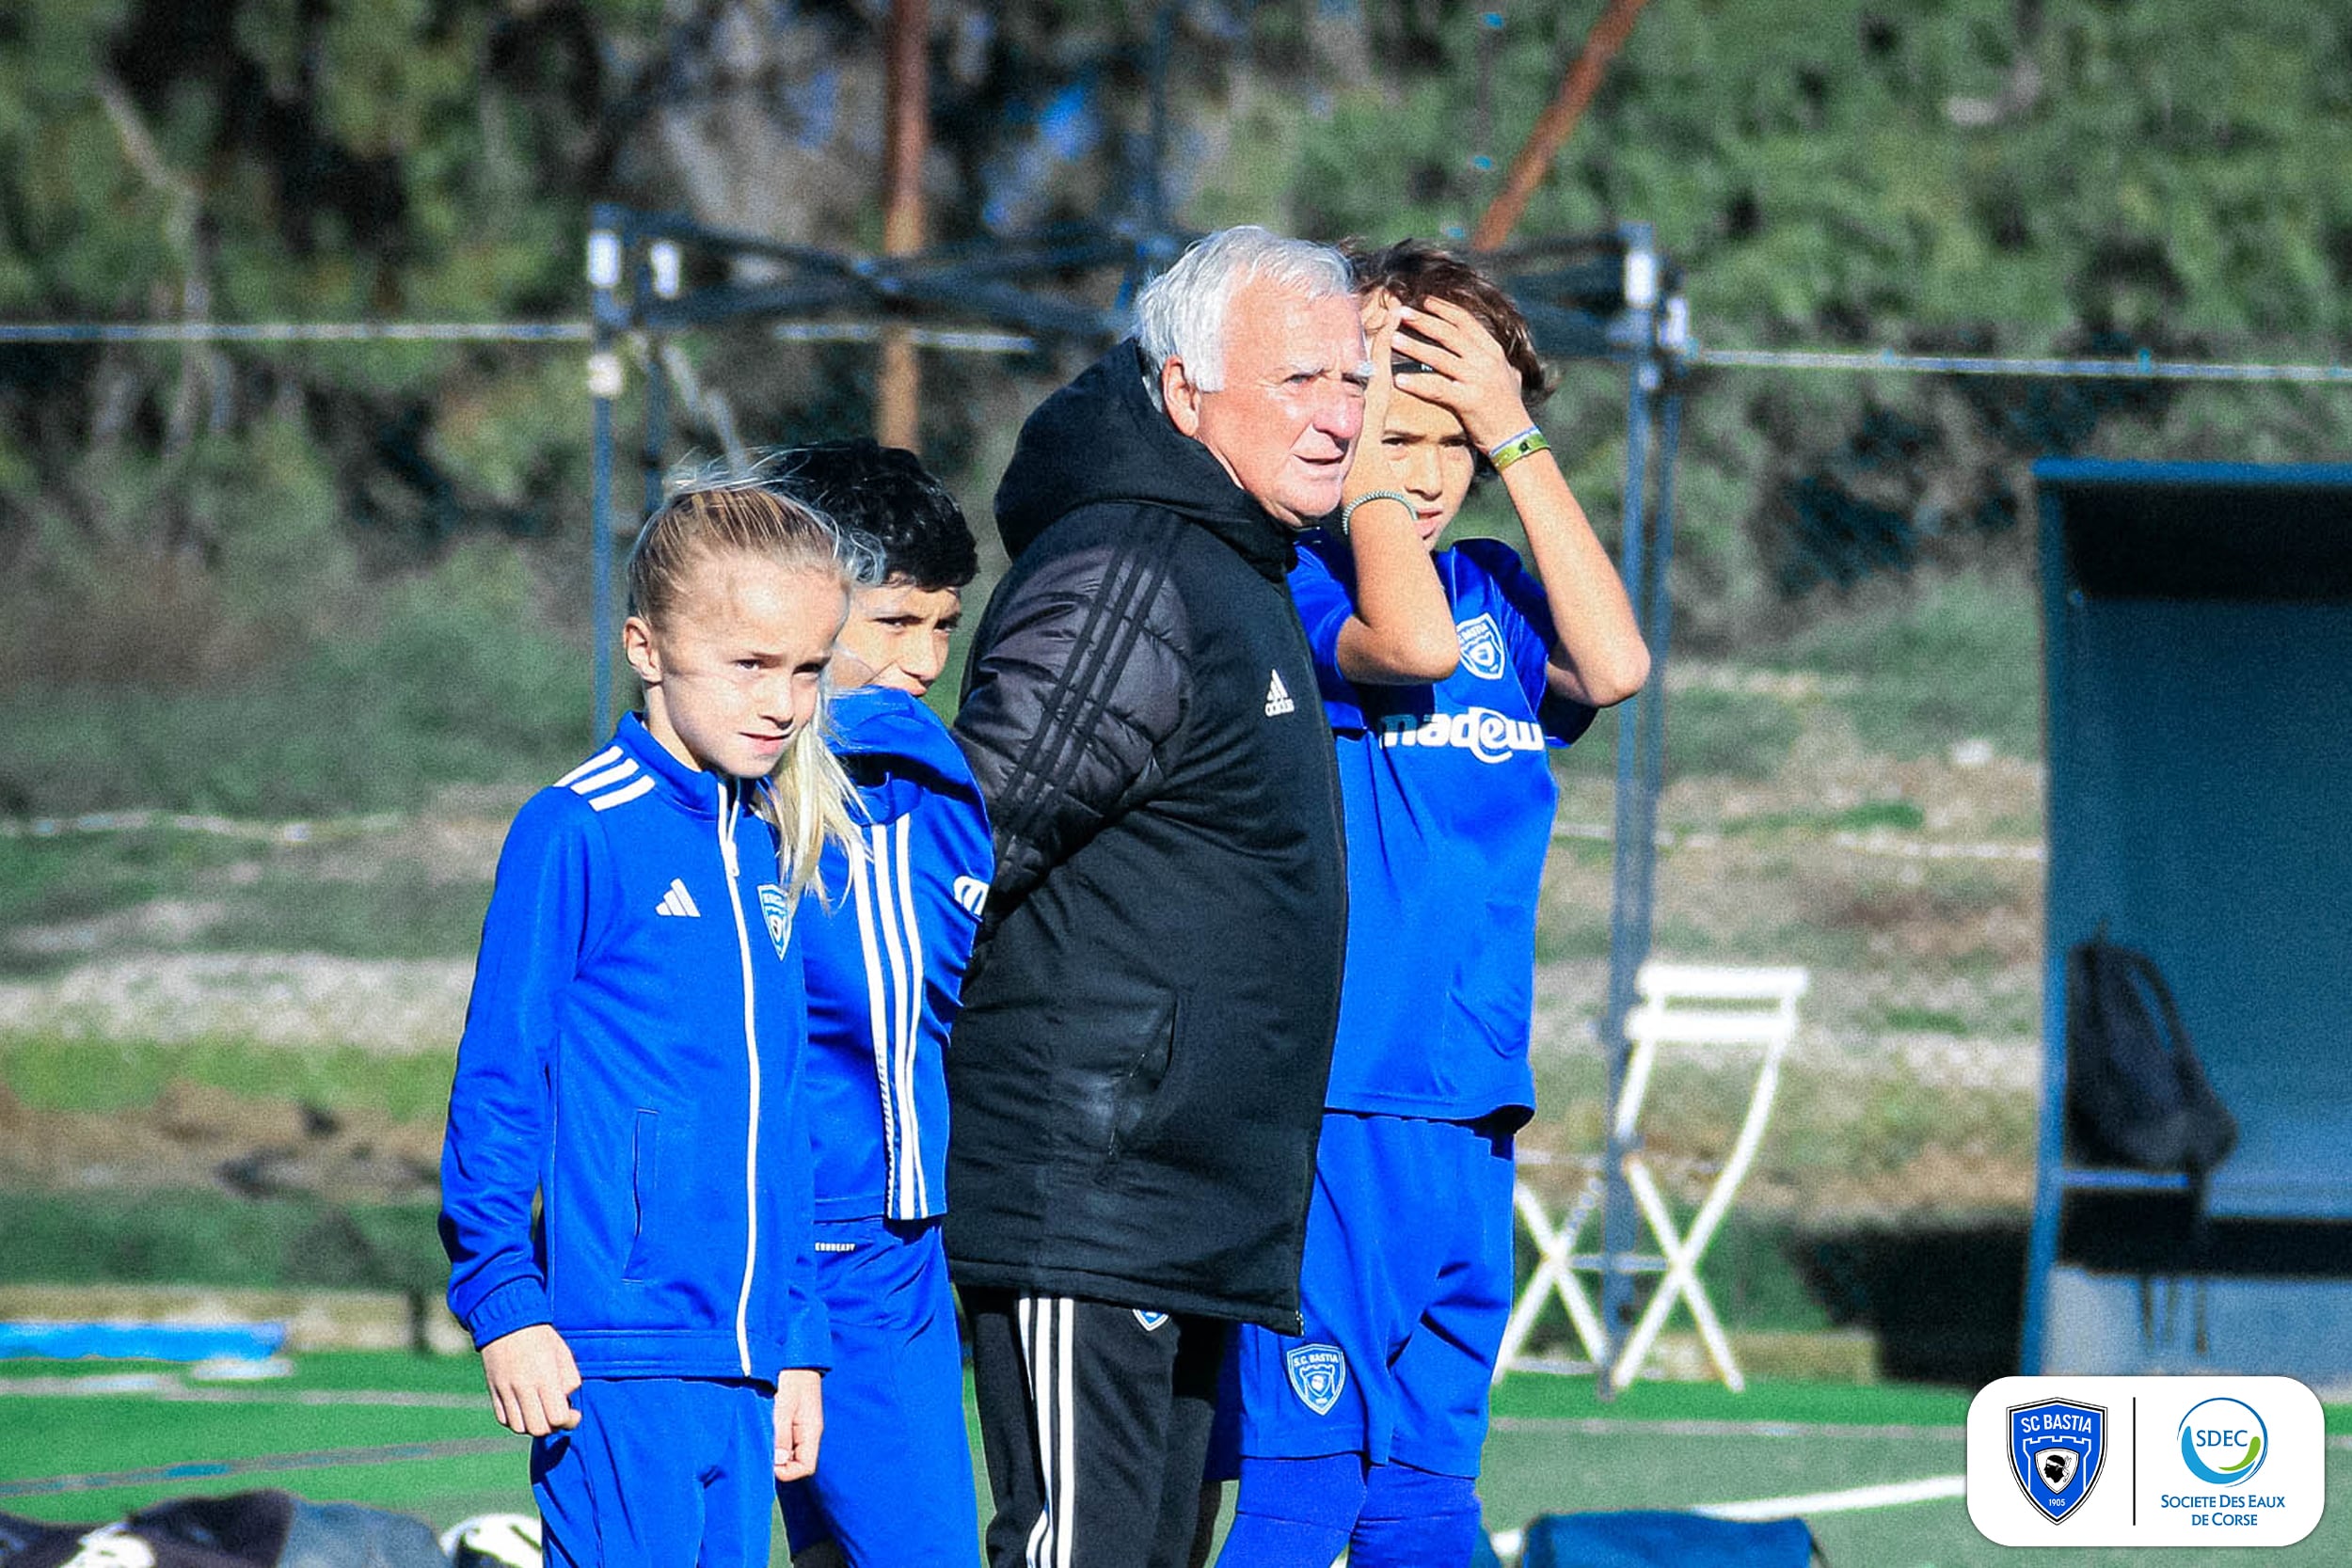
[1488,426,1549,471]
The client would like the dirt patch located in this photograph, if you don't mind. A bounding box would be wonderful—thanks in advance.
[305,809,510,885]
[1799,1142,2040,1218]
[7,898,232,958]
[1812,872,2042,966]
[0,1080,443,1202]
[0,953,472,1051]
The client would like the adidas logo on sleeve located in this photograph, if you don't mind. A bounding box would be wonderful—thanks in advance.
[1263,669,1296,717]
[655,878,701,918]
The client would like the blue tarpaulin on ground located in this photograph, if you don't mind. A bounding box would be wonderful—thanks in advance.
[1518,1510,1814,1568]
[0,1321,287,1362]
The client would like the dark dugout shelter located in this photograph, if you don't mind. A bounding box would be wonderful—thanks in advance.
[2024,459,2352,1380]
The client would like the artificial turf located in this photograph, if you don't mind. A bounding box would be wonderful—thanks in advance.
[4,1355,2345,1566]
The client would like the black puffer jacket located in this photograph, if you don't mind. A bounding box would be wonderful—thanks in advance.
[946,342,1347,1330]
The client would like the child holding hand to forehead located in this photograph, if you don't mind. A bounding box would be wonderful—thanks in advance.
[439,483,881,1568]
[1214,243,1648,1567]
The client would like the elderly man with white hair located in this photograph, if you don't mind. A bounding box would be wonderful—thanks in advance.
[948,226,1366,1568]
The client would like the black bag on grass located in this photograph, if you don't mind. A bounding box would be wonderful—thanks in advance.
[0,1492,445,1568]
[2063,930,2235,1175]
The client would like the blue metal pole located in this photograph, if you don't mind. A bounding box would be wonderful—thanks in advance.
[2018,490,2076,1375]
[1640,389,1682,843]
[1144,5,1173,237]
[591,378,616,737]
[1593,225,1670,1399]
[587,206,628,739]
[639,242,671,526]
[642,350,669,517]
[1596,434,1656,1388]
[1114,4,1182,319]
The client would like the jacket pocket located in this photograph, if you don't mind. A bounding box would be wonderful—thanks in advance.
[621,1109,660,1283]
[1089,990,1180,1169]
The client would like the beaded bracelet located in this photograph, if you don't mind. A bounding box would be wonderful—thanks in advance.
[1488,426,1549,471]
[1338,489,1414,537]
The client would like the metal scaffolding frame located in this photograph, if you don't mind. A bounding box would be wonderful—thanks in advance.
[583,198,1691,1396]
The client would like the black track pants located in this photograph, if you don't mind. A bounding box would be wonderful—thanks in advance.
[963,1287,1228,1568]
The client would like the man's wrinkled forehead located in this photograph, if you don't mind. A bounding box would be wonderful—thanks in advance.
[1225,279,1367,380]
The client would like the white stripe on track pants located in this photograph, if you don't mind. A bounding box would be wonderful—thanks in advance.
[962,1287,1229,1568]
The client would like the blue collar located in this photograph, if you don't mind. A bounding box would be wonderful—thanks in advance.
[613,712,762,820]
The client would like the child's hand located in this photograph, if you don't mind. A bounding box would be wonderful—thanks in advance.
[1393,296,1534,454]
[479,1323,582,1437]
[773,1368,824,1482]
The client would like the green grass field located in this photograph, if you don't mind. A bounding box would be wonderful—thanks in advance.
[4,566,2339,1560]
[4,1355,2345,1565]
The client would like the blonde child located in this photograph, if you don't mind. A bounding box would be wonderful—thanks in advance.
[440,484,880,1568]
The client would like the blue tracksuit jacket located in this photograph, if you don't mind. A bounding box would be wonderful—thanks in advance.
[801,685,993,1222]
[439,714,826,1381]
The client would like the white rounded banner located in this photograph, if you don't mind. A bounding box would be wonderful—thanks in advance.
[1967,1375,2325,1546]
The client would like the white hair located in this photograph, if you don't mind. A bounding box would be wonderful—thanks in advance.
[1133,226,1355,410]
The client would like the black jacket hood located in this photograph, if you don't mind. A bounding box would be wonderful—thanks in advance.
[993,341,1299,582]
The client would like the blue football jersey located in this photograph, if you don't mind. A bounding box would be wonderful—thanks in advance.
[1289,533,1593,1123]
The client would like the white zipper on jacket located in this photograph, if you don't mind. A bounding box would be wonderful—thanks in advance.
[718,781,760,1378]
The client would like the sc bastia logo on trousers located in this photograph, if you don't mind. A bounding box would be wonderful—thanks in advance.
[2010,1399,2106,1523]
[1285,1344,1346,1416]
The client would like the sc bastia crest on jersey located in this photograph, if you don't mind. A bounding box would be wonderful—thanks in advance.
[1285,1343,1347,1416]
[758,883,793,958]
[1455,613,1508,681]
[2009,1398,2106,1523]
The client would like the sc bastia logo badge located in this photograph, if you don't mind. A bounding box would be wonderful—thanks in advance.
[2010,1398,2106,1523]
[1132,1309,1168,1333]
[757,884,793,958]
[1455,613,1508,681]
[2179,1397,2268,1486]
[1285,1343,1346,1416]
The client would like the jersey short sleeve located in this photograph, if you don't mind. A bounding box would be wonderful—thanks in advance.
[1454,537,1597,746]
[1288,531,1370,732]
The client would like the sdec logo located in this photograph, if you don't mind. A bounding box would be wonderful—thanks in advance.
[2178,1398,2268,1486]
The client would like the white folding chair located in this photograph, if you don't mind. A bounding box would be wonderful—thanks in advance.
[1600,960,1808,1391]
[1492,1152,1612,1381]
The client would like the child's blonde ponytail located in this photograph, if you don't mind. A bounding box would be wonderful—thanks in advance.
[770,683,864,903]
